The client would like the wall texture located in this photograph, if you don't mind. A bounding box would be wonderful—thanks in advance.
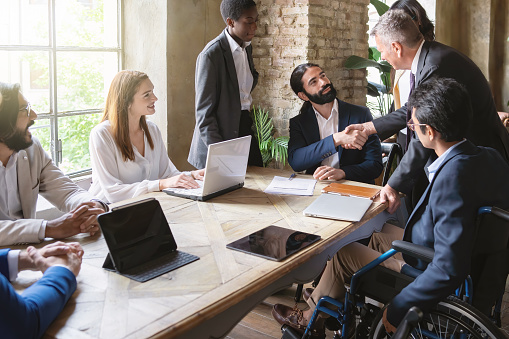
[436,0,509,111]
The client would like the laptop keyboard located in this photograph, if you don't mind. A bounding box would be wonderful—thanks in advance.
[124,250,199,282]
[164,181,204,196]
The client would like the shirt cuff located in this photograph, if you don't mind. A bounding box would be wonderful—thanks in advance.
[149,180,161,192]
[39,220,47,241]
[91,198,110,212]
[7,250,20,282]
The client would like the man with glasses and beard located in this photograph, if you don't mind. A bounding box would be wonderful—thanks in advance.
[287,64,382,184]
[0,82,107,246]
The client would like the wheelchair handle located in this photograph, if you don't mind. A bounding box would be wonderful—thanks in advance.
[392,306,423,339]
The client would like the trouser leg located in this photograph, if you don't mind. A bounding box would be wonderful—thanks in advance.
[307,223,405,310]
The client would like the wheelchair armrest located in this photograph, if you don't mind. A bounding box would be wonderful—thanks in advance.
[381,142,394,154]
[392,240,434,263]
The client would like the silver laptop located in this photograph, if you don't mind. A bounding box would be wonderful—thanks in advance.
[303,194,373,222]
[163,135,251,201]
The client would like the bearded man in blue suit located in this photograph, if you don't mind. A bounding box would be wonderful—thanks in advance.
[287,63,383,184]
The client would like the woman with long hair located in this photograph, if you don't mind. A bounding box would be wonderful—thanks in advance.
[89,70,204,203]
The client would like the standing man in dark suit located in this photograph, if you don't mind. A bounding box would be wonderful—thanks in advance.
[272,77,509,335]
[1,242,83,338]
[345,9,509,213]
[288,63,382,184]
[188,0,262,169]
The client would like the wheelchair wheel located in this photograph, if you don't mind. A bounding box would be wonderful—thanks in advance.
[369,295,505,339]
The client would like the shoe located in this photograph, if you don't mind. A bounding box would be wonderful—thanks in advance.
[303,288,314,302]
[272,304,325,337]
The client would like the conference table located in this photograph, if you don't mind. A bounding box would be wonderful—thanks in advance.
[11,167,402,339]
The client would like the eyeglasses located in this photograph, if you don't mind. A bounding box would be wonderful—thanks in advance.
[407,120,427,132]
[19,102,31,117]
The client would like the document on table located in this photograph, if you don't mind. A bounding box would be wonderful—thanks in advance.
[264,176,317,196]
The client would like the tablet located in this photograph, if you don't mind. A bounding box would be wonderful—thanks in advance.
[226,225,321,261]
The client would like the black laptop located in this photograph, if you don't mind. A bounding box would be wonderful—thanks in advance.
[98,198,199,282]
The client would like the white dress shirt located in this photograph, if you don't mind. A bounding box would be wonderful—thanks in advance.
[225,30,254,111]
[313,99,340,168]
[0,153,23,221]
[89,120,181,203]
[411,40,425,76]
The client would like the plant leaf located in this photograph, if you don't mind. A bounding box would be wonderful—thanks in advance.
[369,47,381,61]
[371,0,390,16]
[367,82,381,97]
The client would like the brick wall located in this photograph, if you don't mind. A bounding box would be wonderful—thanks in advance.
[252,0,370,139]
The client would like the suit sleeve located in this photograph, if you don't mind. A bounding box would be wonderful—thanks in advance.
[387,164,477,325]
[288,118,337,173]
[35,140,95,212]
[372,105,407,141]
[195,52,224,146]
[0,264,76,339]
[341,110,383,182]
[387,135,432,194]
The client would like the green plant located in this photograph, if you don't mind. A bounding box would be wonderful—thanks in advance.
[252,106,289,167]
[344,0,393,117]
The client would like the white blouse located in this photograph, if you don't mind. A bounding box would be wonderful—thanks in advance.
[89,120,180,203]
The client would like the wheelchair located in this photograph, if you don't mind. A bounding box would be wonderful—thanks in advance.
[281,206,509,339]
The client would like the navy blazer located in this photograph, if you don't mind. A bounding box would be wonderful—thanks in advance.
[373,41,509,194]
[288,99,383,184]
[188,29,259,169]
[386,141,509,325]
[0,249,76,339]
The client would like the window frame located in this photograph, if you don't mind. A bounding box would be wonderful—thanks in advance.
[0,0,123,175]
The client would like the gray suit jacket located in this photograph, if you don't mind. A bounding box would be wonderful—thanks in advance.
[373,41,509,194]
[188,29,259,169]
[0,138,95,245]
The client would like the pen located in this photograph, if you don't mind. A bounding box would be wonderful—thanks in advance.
[289,173,296,181]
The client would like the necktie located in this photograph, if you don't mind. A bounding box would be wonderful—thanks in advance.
[405,72,416,151]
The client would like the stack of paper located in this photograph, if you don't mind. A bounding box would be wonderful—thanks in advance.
[264,176,317,196]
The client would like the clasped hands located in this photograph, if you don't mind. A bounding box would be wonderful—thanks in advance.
[18,241,84,277]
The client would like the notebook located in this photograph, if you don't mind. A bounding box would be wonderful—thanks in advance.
[98,198,199,282]
[163,135,251,201]
[322,182,381,200]
[303,194,373,222]
[226,225,321,261]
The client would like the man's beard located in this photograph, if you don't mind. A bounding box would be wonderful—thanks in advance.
[4,121,34,152]
[304,83,337,105]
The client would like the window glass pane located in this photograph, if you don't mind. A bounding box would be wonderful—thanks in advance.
[55,0,118,47]
[0,50,51,113]
[0,0,49,46]
[56,51,117,112]
[58,112,102,174]
[30,117,52,154]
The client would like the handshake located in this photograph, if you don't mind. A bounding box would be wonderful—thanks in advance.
[332,122,375,150]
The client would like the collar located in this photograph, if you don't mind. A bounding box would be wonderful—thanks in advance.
[312,99,339,121]
[225,28,251,54]
[0,152,18,169]
[427,139,467,182]
[411,40,425,75]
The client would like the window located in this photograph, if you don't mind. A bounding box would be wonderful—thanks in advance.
[0,0,121,174]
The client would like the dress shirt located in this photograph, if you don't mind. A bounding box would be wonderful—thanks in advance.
[89,120,181,203]
[225,30,254,111]
[313,100,340,168]
[7,250,19,281]
[0,153,23,221]
[427,139,466,182]
[411,40,425,76]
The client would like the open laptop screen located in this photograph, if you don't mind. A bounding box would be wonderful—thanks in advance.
[98,198,177,272]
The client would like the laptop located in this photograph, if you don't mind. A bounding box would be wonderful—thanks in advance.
[98,198,199,282]
[226,225,321,261]
[303,194,373,222]
[163,135,251,201]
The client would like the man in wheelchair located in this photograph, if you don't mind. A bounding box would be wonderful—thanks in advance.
[272,77,509,337]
